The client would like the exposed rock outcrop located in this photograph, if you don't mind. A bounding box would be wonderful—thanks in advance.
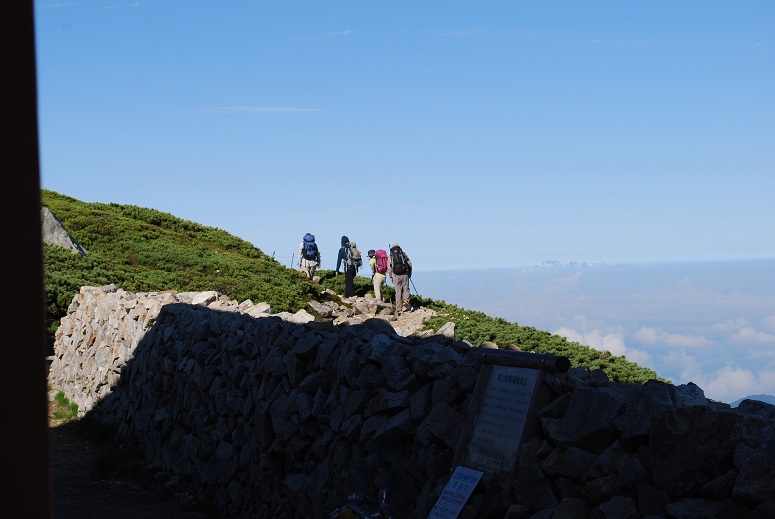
[41,207,87,255]
[48,285,775,518]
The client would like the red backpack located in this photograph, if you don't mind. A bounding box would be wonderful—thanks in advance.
[374,249,388,274]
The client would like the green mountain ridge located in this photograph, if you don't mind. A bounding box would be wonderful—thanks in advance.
[42,190,660,384]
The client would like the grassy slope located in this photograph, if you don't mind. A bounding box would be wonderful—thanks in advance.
[42,190,661,384]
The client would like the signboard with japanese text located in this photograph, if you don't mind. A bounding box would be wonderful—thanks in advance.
[453,364,545,477]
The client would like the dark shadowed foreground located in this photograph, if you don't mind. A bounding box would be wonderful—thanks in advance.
[49,393,221,519]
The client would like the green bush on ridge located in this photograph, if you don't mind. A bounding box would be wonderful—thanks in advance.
[419,299,661,383]
[42,190,662,384]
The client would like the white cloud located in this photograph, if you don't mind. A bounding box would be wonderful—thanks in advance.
[554,315,624,353]
[633,326,711,347]
[700,367,758,403]
[586,329,627,356]
[623,348,653,367]
[747,348,775,362]
[761,314,775,331]
[654,349,706,388]
[655,350,775,404]
[709,318,749,334]
[633,327,659,345]
[709,318,775,344]
[661,350,700,375]
[690,366,775,404]
[553,325,652,367]
[731,327,775,343]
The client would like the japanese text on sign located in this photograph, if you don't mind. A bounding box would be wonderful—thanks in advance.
[463,365,538,474]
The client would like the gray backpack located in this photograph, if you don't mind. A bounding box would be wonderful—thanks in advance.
[345,242,362,269]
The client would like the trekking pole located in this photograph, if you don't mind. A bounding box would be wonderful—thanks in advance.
[410,277,419,298]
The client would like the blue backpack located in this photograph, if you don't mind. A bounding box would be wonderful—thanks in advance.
[302,233,318,261]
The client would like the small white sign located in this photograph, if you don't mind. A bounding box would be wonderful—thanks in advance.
[427,466,484,519]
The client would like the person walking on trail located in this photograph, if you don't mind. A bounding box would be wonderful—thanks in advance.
[368,249,389,302]
[335,235,362,298]
[298,233,321,280]
[388,242,412,316]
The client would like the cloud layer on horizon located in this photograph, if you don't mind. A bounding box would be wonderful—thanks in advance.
[419,261,775,404]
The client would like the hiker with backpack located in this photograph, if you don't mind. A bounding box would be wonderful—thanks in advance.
[298,233,321,279]
[388,242,412,316]
[368,249,389,302]
[335,235,362,297]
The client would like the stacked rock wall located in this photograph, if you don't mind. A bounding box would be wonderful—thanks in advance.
[49,285,775,518]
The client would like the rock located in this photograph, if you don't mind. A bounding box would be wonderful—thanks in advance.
[41,207,87,255]
[649,406,739,496]
[307,300,333,318]
[733,439,775,504]
[192,291,219,306]
[435,321,455,339]
[246,302,271,317]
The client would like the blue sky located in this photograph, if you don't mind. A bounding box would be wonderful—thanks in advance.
[35,1,774,271]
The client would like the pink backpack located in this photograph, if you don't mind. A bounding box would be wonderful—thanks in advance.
[374,249,388,274]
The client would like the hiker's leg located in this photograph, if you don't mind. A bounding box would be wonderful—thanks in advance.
[394,275,408,314]
[374,275,385,301]
[345,266,356,296]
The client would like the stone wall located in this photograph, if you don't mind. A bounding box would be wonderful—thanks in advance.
[49,285,775,518]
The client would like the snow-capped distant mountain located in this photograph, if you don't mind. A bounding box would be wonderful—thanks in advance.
[526,260,618,271]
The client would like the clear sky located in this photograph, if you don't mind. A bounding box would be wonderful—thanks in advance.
[34,1,774,271]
